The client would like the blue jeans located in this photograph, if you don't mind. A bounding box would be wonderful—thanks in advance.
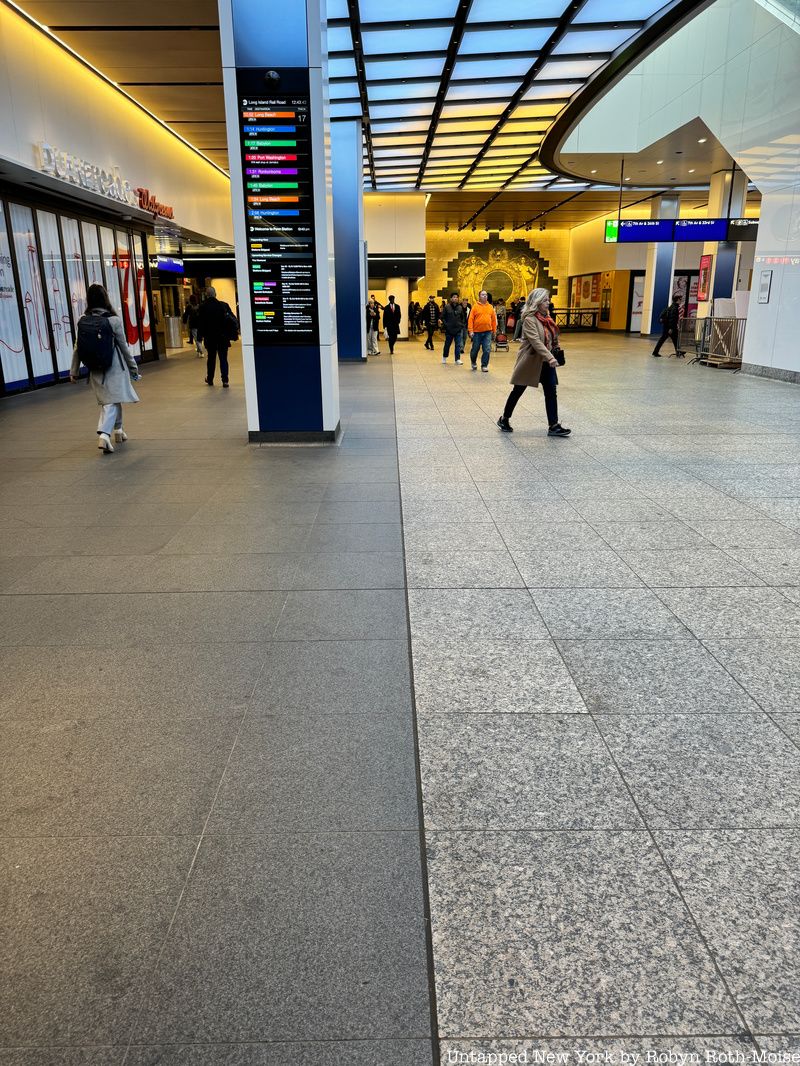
[470,331,492,367]
[442,332,463,360]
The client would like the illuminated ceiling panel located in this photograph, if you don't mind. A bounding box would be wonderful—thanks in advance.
[325,0,691,191]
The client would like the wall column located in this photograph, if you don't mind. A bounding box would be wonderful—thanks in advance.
[331,120,366,361]
[218,0,340,441]
[640,194,679,336]
[697,168,748,317]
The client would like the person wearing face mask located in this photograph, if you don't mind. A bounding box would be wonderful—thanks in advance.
[497,287,571,437]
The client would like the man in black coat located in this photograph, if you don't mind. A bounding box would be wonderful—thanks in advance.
[197,286,237,386]
[383,295,402,354]
[422,295,439,350]
[441,292,466,364]
[653,294,683,357]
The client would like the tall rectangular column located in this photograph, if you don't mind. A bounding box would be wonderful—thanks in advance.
[219,0,340,441]
[332,121,366,361]
[640,194,679,336]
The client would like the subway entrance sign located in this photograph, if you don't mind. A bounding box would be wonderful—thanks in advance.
[236,69,318,345]
[605,217,759,243]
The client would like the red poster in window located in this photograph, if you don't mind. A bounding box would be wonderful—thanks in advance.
[698,254,713,302]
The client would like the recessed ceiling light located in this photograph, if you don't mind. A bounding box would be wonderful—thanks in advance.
[698,138,707,143]
[656,159,664,164]
[624,176,630,181]
[688,168,695,173]
[591,169,597,174]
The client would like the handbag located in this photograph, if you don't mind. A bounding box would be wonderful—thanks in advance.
[552,344,566,366]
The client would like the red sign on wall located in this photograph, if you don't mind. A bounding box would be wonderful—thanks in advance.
[698,254,713,302]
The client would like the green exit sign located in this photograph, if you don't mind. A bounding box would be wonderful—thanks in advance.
[605,219,619,243]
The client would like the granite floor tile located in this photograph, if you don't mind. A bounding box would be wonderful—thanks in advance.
[7,553,301,594]
[125,1042,435,1065]
[426,830,742,1037]
[571,499,673,523]
[0,707,242,835]
[687,520,800,550]
[159,523,312,555]
[400,500,493,526]
[273,590,407,640]
[208,712,419,832]
[658,587,800,639]
[249,639,410,717]
[404,548,524,589]
[513,548,643,588]
[133,832,432,1043]
[496,521,606,552]
[0,643,266,722]
[598,714,800,828]
[726,547,800,586]
[657,830,800,1033]
[617,548,765,588]
[314,500,402,524]
[591,521,711,551]
[558,638,759,714]
[0,525,186,558]
[322,482,400,502]
[532,588,687,639]
[704,639,800,714]
[0,1052,125,1066]
[750,498,800,529]
[304,523,403,552]
[412,638,586,714]
[185,501,321,526]
[0,592,286,646]
[0,836,196,1045]
[407,587,548,639]
[290,551,405,589]
[773,713,800,747]
[402,521,508,552]
[418,713,640,829]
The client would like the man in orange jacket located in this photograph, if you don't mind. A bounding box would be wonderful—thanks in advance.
[467,290,497,372]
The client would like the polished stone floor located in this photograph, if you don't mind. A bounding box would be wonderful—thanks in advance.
[395,332,800,1061]
[1,334,799,1064]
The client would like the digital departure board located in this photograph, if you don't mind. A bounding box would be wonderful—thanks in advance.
[236,69,318,345]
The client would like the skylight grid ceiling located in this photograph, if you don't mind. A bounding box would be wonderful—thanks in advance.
[329,0,677,189]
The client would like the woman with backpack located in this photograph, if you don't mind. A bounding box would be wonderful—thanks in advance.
[70,284,141,454]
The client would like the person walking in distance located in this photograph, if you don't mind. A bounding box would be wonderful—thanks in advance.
[422,295,439,350]
[197,285,238,387]
[497,287,571,437]
[182,294,203,356]
[460,297,471,354]
[653,293,683,357]
[383,295,402,354]
[366,298,381,355]
[441,292,466,364]
[70,283,141,453]
[468,290,497,372]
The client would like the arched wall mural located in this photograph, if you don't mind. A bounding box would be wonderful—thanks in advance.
[440,238,559,305]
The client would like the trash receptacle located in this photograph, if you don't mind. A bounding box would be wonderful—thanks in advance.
[164,316,183,349]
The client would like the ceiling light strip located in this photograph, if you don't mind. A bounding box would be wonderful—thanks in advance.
[346,0,377,190]
[2,0,230,177]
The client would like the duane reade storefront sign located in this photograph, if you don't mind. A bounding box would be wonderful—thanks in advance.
[34,141,139,208]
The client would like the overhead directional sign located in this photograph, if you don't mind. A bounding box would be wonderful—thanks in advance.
[605,217,759,243]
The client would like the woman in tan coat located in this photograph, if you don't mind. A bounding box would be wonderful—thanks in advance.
[497,287,571,437]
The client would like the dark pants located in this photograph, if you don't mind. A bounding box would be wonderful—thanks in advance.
[206,342,229,384]
[653,327,680,355]
[442,332,463,360]
[504,364,559,426]
[386,331,399,354]
[425,325,436,348]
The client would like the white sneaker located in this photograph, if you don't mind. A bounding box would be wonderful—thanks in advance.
[114,429,128,443]
[455,359,463,365]
[98,433,114,453]
[481,367,489,373]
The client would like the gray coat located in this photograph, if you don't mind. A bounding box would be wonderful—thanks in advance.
[71,310,140,405]
[510,312,556,388]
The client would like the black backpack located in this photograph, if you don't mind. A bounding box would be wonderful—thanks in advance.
[222,304,239,342]
[76,312,116,373]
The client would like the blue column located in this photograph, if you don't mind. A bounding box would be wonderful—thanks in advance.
[331,121,366,361]
[219,0,340,441]
[641,194,679,336]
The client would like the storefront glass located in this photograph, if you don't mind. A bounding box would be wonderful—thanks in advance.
[115,229,142,355]
[133,234,153,353]
[0,208,28,391]
[37,210,73,375]
[81,222,104,288]
[9,203,54,383]
[99,225,123,313]
[61,217,87,323]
